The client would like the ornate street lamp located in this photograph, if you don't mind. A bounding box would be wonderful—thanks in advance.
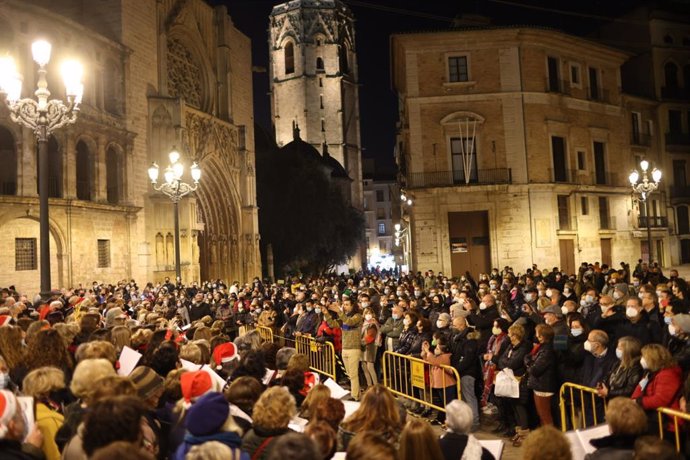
[148,148,201,281]
[629,160,662,264]
[0,40,83,298]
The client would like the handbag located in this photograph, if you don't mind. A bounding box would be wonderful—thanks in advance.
[494,368,520,398]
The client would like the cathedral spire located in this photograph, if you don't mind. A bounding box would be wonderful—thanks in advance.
[292,120,301,140]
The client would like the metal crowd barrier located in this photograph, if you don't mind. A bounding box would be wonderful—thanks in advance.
[381,351,461,413]
[295,335,337,381]
[559,382,607,431]
[658,407,690,452]
[256,325,274,343]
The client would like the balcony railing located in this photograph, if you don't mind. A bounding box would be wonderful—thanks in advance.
[631,133,652,146]
[638,216,668,228]
[405,168,512,189]
[661,86,687,100]
[666,132,690,146]
[548,168,620,186]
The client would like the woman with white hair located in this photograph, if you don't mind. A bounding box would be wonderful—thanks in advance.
[438,400,495,460]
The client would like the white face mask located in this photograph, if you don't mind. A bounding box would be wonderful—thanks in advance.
[403,318,411,327]
[451,288,458,295]
[586,295,594,303]
[546,289,553,298]
[561,306,569,315]
[314,307,321,314]
[492,326,502,336]
[638,293,645,300]
[584,340,593,352]
[479,302,487,310]
[613,292,622,300]
[563,288,571,295]
[669,324,677,336]
[626,307,638,318]
[616,348,623,359]
[365,314,373,321]
[640,357,648,370]
[525,293,534,302]
[571,328,583,337]
[436,320,446,329]
[361,302,369,308]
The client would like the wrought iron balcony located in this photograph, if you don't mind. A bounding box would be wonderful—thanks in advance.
[638,216,668,228]
[405,168,512,189]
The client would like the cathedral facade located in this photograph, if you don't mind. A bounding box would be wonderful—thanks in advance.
[0,0,260,294]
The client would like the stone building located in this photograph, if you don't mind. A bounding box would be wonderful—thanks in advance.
[392,27,669,276]
[0,0,260,294]
[362,159,399,270]
[596,6,690,265]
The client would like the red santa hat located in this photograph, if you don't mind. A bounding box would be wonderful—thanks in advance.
[212,342,238,370]
[180,370,213,408]
[0,315,12,327]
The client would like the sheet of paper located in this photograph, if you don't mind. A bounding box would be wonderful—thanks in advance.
[331,453,346,460]
[342,400,360,419]
[263,368,276,386]
[16,396,34,436]
[179,359,226,390]
[117,346,142,376]
[565,430,586,460]
[478,440,503,460]
[576,423,609,454]
[323,378,350,399]
[288,416,308,433]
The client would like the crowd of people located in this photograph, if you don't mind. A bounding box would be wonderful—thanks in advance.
[0,258,688,460]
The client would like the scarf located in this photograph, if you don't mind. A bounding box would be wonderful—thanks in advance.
[461,434,483,460]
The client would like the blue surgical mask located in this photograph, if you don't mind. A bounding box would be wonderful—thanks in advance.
[392,314,400,320]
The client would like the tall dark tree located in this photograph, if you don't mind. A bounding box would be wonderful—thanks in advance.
[255,124,364,277]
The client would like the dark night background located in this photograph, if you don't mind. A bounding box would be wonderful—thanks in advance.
[210,0,676,176]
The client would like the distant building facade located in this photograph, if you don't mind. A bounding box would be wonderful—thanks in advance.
[362,159,399,270]
[392,27,670,276]
[0,0,260,294]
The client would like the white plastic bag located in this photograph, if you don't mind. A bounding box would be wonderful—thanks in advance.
[494,368,520,398]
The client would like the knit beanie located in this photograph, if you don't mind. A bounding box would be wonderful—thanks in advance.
[184,392,229,436]
[0,390,18,437]
[180,370,212,408]
[129,366,164,400]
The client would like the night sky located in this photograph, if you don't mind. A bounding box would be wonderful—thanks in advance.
[211,0,662,176]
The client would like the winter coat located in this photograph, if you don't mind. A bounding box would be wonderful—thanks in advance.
[525,343,557,392]
[605,360,644,399]
[668,335,690,377]
[618,315,653,346]
[631,365,683,412]
[379,317,404,350]
[408,331,432,358]
[188,302,212,322]
[35,403,63,460]
[361,320,380,362]
[438,432,494,460]
[0,440,44,460]
[558,333,587,384]
[584,434,638,460]
[497,340,531,377]
[394,328,418,355]
[581,347,619,389]
[423,351,457,389]
[242,426,293,460]
[468,306,499,351]
[450,329,480,379]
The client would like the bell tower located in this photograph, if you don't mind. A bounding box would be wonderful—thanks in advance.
[269,0,363,208]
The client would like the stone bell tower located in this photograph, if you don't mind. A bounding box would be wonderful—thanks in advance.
[268,0,363,210]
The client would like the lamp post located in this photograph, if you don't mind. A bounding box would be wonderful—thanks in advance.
[629,160,662,265]
[148,149,201,281]
[0,40,83,298]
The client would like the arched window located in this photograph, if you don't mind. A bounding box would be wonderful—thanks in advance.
[76,140,93,200]
[0,126,17,195]
[316,57,324,71]
[106,146,123,204]
[38,137,63,198]
[339,45,349,75]
[284,42,295,75]
[678,205,690,235]
[665,62,679,88]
